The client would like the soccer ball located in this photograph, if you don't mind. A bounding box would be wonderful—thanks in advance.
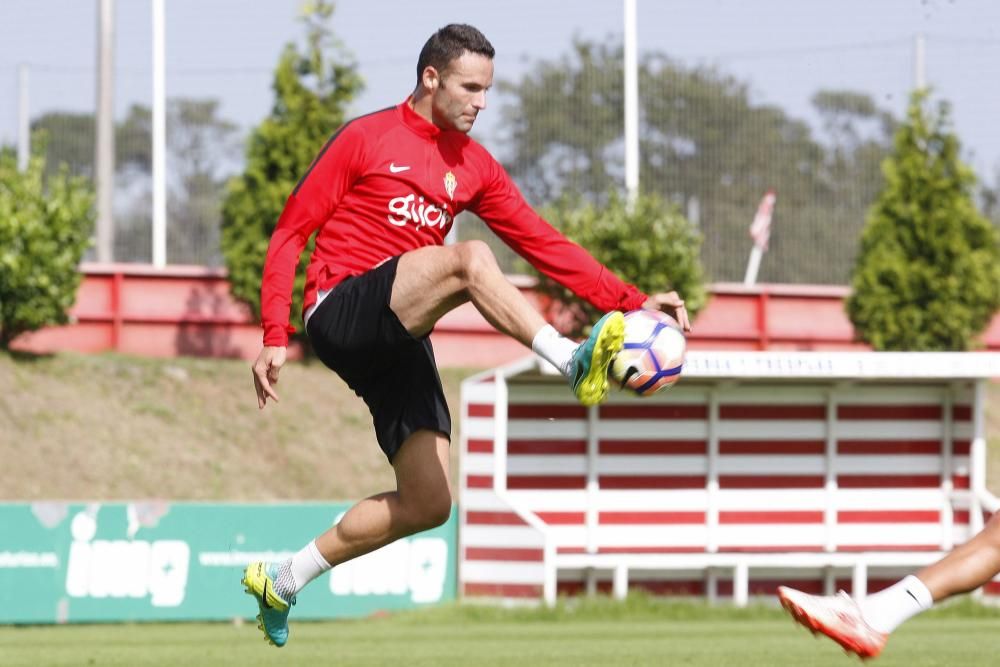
[610,310,686,396]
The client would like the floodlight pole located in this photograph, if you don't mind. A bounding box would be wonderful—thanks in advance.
[914,33,926,91]
[17,64,29,172]
[623,0,639,209]
[152,0,167,268]
[95,0,115,262]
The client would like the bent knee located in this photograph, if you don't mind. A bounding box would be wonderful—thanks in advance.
[407,494,453,532]
[984,511,1000,540]
[454,240,498,282]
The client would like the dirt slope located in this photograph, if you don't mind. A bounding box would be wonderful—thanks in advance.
[2,351,998,501]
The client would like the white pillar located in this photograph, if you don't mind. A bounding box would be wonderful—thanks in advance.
[852,561,868,601]
[733,562,749,607]
[17,64,29,172]
[95,0,115,262]
[823,566,836,596]
[543,542,557,607]
[585,405,599,554]
[623,0,639,207]
[706,388,720,553]
[824,388,839,552]
[152,0,167,268]
[613,564,628,600]
[971,380,987,535]
[706,568,718,605]
[914,33,927,91]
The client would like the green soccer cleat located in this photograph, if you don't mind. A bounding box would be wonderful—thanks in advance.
[568,311,625,407]
[242,561,294,647]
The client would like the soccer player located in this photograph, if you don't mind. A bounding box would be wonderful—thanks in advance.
[778,510,1000,659]
[242,24,690,647]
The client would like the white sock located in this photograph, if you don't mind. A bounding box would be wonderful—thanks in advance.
[859,575,934,634]
[274,540,332,599]
[531,324,578,376]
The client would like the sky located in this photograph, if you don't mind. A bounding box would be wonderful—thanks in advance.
[2,0,1000,178]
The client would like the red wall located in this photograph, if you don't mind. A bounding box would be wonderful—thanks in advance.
[11,264,1000,366]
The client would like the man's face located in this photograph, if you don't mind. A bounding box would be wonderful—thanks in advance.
[428,52,494,133]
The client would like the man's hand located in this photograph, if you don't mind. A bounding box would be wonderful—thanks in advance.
[252,346,287,409]
[642,291,691,333]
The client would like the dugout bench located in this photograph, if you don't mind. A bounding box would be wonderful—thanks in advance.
[458,352,1000,606]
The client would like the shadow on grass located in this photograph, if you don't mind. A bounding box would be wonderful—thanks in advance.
[2,348,55,364]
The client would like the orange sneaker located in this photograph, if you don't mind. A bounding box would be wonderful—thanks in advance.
[778,586,888,660]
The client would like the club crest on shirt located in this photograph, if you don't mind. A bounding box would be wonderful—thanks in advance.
[444,171,457,200]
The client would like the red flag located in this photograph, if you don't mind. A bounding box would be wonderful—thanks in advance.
[749,190,776,250]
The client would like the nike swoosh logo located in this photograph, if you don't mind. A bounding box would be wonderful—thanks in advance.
[389,163,410,173]
[261,579,273,609]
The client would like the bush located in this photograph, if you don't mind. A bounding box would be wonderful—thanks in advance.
[220,1,362,326]
[535,190,707,337]
[846,91,1000,350]
[0,142,94,348]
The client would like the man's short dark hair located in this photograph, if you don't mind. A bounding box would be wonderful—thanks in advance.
[416,24,495,82]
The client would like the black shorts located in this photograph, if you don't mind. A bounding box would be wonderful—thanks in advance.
[305,256,451,462]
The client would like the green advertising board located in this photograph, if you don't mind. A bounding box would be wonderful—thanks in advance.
[0,502,456,624]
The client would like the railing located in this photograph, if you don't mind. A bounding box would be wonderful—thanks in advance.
[11,265,1000,361]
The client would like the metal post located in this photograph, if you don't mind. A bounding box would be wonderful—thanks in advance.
[940,386,954,551]
[852,561,868,601]
[613,564,628,600]
[706,387,720,553]
[493,371,509,493]
[733,562,749,607]
[824,387,838,553]
[543,542,557,606]
[623,0,639,208]
[585,568,597,596]
[970,380,987,535]
[585,404,599,554]
[823,566,835,596]
[17,64,29,172]
[705,568,718,605]
[914,33,926,91]
[95,0,115,262]
[152,0,167,268]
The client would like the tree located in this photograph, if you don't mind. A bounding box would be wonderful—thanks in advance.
[167,99,240,265]
[31,105,153,182]
[0,139,94,348]
[221,0,362,322]
[495,40,897,285]
[846,91,1000,351]
[32,102,239,264]
[534,191,707,337]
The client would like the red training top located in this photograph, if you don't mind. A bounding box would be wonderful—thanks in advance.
[260,99,648,346]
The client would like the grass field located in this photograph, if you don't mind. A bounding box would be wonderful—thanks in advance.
[4,597,1000,666]
[4,352,1000,665]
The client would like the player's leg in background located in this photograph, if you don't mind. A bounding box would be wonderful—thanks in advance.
[855,510,1000,639]
[917,510,1000,601]
[778,512,1000,658]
